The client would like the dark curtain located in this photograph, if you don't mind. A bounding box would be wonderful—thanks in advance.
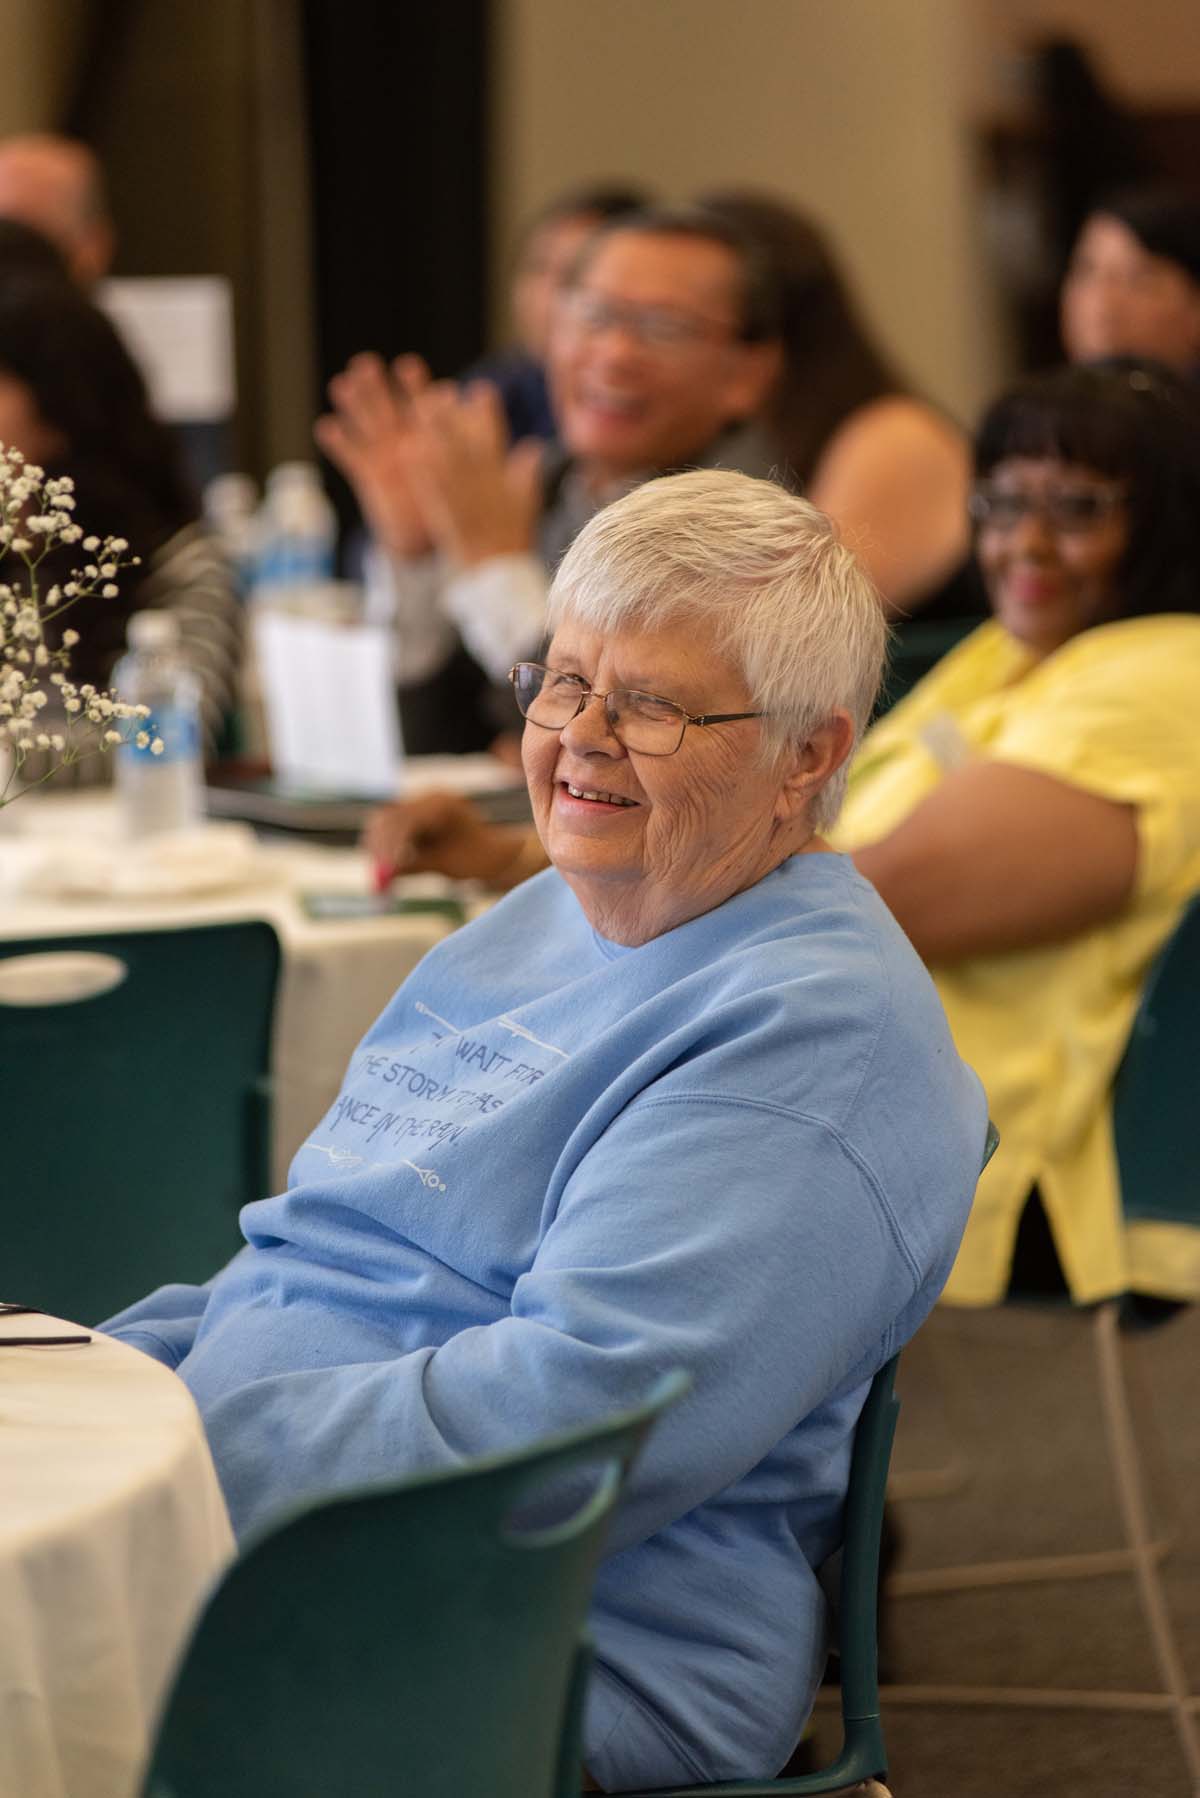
[300,0,492,537]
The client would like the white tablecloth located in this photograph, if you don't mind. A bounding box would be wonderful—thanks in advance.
[0,795,463,1189]
[0,1315,235,1798]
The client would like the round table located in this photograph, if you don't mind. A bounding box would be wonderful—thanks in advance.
[0,1315,235,1798]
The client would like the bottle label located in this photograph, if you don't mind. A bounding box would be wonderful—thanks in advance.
[125,701,201,765]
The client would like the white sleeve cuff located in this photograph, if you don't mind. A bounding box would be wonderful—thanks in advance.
[362,544,458,684]
[443,554,550,683]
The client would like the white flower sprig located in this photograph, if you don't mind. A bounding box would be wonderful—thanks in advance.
[0,441,161,807]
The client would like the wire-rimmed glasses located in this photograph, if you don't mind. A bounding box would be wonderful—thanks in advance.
[508,662,764,757]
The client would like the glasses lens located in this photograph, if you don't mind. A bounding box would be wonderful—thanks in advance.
[1047,491,1114,530]
[608,689,687,755]
[971,488,1024,528]
[512,664,588,727]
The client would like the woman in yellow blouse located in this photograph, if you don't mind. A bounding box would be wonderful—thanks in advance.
[836,360,1200,1306]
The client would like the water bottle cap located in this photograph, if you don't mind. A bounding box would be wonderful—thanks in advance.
[266,461,322,492]
[204,473,258,520]
[127,609,180,651]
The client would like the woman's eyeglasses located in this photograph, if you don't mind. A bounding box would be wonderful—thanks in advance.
[509,662,763,757]
[969,483,1129,534]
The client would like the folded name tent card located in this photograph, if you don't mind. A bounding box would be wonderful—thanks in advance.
[254,609,402,798]
[99,277,236,423]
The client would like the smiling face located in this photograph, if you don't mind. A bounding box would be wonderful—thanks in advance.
[976,456,1131,660]
[547,230,778,487]
[1061,213,1200,371]
[521,612,831,944]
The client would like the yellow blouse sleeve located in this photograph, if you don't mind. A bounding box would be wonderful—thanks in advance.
[987,618,1200,900]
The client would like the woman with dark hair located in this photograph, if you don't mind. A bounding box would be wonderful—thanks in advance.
[1061,184,1200,374]
[696,189,973,617]
[832,359,1200,1306]
[0,276,240,754]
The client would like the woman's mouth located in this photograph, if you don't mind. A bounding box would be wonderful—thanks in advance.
[1005,570,1064,605]
[557,781,638,809]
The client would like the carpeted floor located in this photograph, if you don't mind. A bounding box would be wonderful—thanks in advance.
[807,1303,1200,1796]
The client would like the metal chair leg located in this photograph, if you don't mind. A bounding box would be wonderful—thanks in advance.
[1093,1301,1200,1791]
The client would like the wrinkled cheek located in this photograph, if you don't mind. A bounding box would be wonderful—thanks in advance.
[642,791,722,882]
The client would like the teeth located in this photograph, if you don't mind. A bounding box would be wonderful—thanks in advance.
[567,784,634,806]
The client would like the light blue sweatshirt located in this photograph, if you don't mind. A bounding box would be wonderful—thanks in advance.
[105,852,986,1788]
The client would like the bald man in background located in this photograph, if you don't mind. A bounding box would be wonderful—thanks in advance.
[0,133,114,286]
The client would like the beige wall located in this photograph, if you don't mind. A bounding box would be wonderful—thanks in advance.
[0,0,88,131]
[492,0,1013,425]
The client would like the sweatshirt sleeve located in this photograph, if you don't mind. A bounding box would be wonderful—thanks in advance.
[187,1099,920,1539]
[101,1281,215,1368]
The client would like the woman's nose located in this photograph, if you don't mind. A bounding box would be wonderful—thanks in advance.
[558,692,624,755]
[1007,504,1057,556]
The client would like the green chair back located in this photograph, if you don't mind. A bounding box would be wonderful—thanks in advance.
[1113,893,1200,1235]
[0,921,279,1323]
[141,1373,688,1798]
[875,617,979,716]
[618,1125,999,1796]
[619,1354,901,1798]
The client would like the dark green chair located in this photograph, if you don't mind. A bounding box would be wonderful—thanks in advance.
[874,617,979,717]
[141,1373,688,1798]
[0,920,279,1323]
[618,1126,1000,1797]
[620,1354,901,1798]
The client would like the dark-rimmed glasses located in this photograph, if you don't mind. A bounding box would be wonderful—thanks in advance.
[968,482,1128,534]
[509,662,764,757]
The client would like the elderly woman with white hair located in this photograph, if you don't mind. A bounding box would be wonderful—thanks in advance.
[105,470,986,1790]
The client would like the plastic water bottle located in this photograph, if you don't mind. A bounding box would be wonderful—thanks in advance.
[252,462,337,597]
[112,611,204,837]
[203,472,261,593]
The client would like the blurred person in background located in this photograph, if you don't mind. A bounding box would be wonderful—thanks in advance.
[1060,185,1200,376]
[832,360,1200,1308]
[465,180,650,445]
[316,206,784,759]
[0,133,114,289]
[697,189,973,620]
[0,277,240,762]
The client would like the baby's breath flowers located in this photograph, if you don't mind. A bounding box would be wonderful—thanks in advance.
[0,442,161,805]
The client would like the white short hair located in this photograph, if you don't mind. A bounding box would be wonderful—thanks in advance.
[546,469,887,827]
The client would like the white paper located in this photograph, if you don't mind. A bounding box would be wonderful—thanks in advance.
[400,755,522,796]
[254,610,402,798]
[99,276,236,421]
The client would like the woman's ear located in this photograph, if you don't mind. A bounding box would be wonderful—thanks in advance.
[774,710,856,824]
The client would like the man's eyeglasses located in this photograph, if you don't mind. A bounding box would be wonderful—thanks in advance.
[968,483,1129,534]
[509,662,764,757]
[559,289,738,353]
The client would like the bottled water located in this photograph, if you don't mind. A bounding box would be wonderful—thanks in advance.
[112,611,204,837]
[203,472,261,593]
[253,462,336,597]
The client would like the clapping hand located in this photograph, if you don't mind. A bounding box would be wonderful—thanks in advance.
[317,355,544,571]
[314,352,436,558]
[401,379,545,569]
